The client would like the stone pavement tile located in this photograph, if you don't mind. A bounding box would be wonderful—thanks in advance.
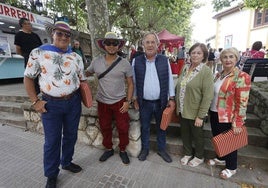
[0,169,43,188]
[0,125,265,188]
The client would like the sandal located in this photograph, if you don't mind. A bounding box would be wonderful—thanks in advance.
[220,169,237,179]
[188,157,204,167]
[207,158,226,166]
[180,155,192,165]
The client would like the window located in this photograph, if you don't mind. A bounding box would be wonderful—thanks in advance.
[254,9,268,27]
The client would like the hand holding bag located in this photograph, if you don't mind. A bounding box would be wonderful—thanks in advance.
[160,105,176,130]
[212,126,248,157]
[80,81,93,108]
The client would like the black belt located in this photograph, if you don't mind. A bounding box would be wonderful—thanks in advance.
[42,90,78,100]
[143,99,160,103]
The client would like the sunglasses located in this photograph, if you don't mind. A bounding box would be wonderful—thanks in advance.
[23,22,32,26]
[55,31,71,38]
[103,40,119,46]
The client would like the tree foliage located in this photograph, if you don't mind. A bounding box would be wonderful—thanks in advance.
[244,0,268,10]
[46,0,88,31]
[3,0,198,46]
[212,0,268,12]
[107,0,198,46]
[3,0,48,15]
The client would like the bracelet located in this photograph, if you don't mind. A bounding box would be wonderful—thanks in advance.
[32,99,40,106]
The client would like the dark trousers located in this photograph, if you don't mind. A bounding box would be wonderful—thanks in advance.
[139,100,166,151]
[180,116,204,159]
[209,111,237,170]
[41,92,81,178]
[97,98,130,151]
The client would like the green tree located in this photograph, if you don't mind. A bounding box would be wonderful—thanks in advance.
[86,0,198,57]
[108,0,198,46]
[212,0,268,11]
[46,0,88,31]
[3,0,47,14]
[4,0,198,56]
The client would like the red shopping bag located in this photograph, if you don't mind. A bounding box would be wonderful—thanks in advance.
[160,106,177,130]
[80,82,93,108]
[212,126,248,157]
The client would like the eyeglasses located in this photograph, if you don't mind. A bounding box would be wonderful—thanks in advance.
[103,40,119,46]
[55,31,71,38]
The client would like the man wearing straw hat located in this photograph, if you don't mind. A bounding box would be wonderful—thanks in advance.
[24,21,85,188]
[86,32,134,165]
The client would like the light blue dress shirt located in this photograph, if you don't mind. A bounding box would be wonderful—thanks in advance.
[132,55,175,100]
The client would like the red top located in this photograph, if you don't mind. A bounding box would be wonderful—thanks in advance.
[243,50,265,58]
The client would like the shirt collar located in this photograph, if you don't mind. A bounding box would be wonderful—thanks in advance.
[39,44,72,54]
[145,54,157,63]
[187,62,204,72]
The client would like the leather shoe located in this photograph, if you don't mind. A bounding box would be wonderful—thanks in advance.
[138,149,149,161]
[157,150,172,163]
[119,151,130,165]
[62,162,82,173]
[45,177,57,188]
[99,149,114,162]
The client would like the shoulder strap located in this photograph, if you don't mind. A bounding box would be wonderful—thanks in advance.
[98,57,122,80]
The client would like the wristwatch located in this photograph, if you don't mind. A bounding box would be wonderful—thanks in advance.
[126,99,132,105]
[169,97,175,101]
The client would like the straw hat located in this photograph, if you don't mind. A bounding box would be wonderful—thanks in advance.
[95,32,126,53]
[44,21,78,37]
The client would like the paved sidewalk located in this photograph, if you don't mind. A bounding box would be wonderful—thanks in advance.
[0,125,266,188]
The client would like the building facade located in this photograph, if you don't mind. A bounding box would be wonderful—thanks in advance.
[212,4,268,52]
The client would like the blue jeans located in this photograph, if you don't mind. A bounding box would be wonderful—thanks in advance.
[41,91,81,178]
[139,100,166,151]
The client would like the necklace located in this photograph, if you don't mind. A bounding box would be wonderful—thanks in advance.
[220,71,231,80]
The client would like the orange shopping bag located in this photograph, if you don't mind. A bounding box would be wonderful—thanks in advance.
[160,105,177,130]
[212,126,248,157]
[80,81,93,108]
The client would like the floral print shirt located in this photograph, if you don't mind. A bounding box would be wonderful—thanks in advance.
[214,67,251,127]
[24,44,86,97]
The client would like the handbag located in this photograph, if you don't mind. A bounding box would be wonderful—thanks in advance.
[160,105,176,130]
[80,81,93,108]
[212,126,248,157]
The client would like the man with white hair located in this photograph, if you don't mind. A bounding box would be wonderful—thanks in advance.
[132,32,175,163]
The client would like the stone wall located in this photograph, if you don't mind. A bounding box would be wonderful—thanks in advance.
[22,101,142,157]
[22,78,142,157]
[22,79,268,158]
[249,81,268,135]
